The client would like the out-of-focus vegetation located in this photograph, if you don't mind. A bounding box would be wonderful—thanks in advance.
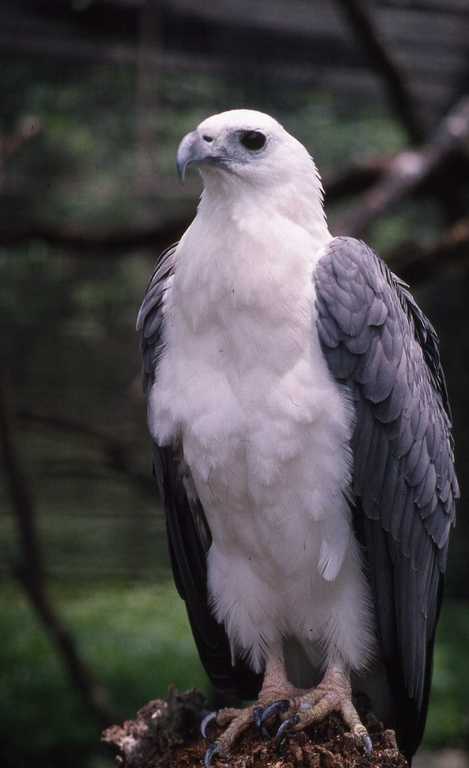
[1,52,413,586]
[1,3,469,767]
[1,583,468,768]
[0,583,208,768]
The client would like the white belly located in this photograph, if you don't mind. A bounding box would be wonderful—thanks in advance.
[150,219,375,674]
[180,340,371,671]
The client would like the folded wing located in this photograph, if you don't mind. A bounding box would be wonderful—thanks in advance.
[314,236,459,758]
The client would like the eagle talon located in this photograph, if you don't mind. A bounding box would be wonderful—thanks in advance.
[253,705,263,729]
[275,714,300,749]
[253,706,270,738]
[259,699,291,734]
[204,741,222,768]
[360,733,373,755]
[200,711,218,739]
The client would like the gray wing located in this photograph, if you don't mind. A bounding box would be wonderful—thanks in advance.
[314,236,459,759]
[137,244,261,699]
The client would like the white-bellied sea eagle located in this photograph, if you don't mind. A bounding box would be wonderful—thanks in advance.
[137,109,459,766]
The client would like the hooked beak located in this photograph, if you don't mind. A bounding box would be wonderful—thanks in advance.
[176,131,215,182]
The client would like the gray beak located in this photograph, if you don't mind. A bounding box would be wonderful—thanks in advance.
[176,130,213,182]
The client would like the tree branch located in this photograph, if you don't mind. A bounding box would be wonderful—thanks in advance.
[0,146,465,257]
[335,96,469,238]
[0,161,407,255]
[16,409,156,497]
[0,218,186,256]
[334,0,426,144]
[2,100,469,285]
[0,383,116,727]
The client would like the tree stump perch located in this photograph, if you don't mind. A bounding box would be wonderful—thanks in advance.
[103,689,408,768]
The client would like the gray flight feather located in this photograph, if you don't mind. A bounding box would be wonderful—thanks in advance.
[314,236,459,760]
[136,243,177,394]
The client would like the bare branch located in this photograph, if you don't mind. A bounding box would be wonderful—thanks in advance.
[0,218,186,256]
[0,383,116,727]
[1,100,469,266]
[0,147,463,257]
[334,0,426,144]
[335,96,469,238]
[17,409,156,497]
[0,163,394,255]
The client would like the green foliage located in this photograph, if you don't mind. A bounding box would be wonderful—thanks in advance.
[369,199,444,254]
[1,56,409,230]
[286,98,406,169]
[0,582,208,768]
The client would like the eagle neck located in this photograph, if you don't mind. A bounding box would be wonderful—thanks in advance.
[197,174,330,247]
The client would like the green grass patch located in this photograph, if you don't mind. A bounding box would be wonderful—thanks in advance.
[0,581,208,768]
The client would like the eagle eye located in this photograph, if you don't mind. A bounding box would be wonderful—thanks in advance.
[239,130,266,151]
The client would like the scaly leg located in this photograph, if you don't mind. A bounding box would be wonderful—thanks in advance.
[202,649,300,767]
[203,658,372,766]
[275,663,372,753]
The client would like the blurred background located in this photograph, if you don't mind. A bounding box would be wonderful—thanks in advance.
[1,1,468,767]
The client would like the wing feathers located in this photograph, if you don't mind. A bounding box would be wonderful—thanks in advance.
[315,236,458,759]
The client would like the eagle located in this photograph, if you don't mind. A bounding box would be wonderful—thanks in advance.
[137,109,459,766]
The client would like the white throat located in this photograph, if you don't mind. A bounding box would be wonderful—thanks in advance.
[197,162,329,246]
[170,173,331,339]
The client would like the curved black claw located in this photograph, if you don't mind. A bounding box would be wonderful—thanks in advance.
[204,741,222,768]
[258,699,291,737]
[252,706,269,738]
[200,711,217,739]
[360,733,373,755]
[275,714,300,750]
